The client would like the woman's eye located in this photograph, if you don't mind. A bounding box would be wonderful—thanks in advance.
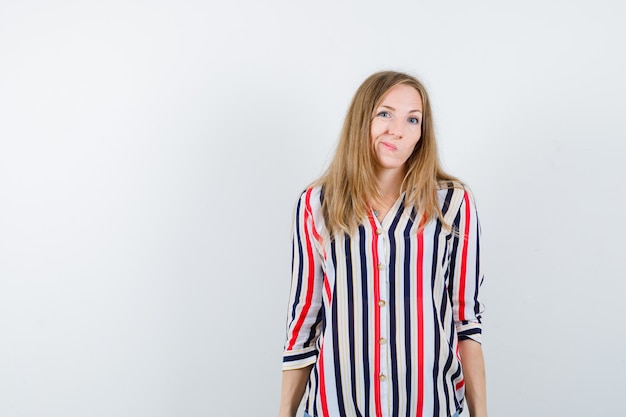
[377,111,390,118]
[408,117,420,125]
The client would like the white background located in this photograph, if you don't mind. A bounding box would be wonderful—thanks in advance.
[1,1,625,416]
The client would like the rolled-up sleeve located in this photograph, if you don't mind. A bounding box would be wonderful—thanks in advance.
[449,190,485,343]
[282,188,325,370]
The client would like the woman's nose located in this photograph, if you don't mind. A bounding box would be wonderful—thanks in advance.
[389,119,404,138]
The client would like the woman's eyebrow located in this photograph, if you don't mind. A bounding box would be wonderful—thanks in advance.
[379,105,422,114]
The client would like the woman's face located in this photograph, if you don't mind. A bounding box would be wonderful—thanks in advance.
[370,83,423,175]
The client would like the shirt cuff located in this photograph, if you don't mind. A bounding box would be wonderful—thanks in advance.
[456,320,482,344]
[282,346,319,371]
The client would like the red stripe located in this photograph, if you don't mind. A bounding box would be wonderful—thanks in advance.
[307,189,327,260]
[287,189,316,350]
[455,379,465,390]
[368,214,383,417]
[415,215,426,417]
[458,192,471,322]
[301,189,329,417]
[318,341,330,417]
[309,204,322,245]
[324,274,331,301]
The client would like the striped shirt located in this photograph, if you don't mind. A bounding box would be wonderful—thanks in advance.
[283,184,484,417]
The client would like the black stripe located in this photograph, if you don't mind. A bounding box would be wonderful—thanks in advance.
[309,361,318,417]
[358,225,371,417]
[474,215,482,318]
[440,185,454,217]
[344,234,364,417]
[330,239,347,417]
[290,195,305,324]
[440,329,454,413]
[442,209,462,411]
[450,364,462,385]
[402,209,415,417]
[305,307,324,348]
[458,328,482,339]
[283,350,319,362]
[388,200,403,417]
[446,210,462,305]
[435,187,456,415]
[430,217,443,417]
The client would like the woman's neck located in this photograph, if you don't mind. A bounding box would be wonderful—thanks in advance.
[372,168,405,219]
[376,168,405,200]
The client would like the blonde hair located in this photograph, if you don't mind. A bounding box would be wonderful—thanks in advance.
[316,70,461,236]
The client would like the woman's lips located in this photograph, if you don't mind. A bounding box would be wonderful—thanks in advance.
[381,141,397,151]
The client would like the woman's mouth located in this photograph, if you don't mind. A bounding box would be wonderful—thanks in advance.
[381,141,397,151]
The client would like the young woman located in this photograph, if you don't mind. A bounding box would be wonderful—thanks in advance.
[279,71,487,417]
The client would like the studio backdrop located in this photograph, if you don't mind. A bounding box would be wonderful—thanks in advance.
[0,1,624,416]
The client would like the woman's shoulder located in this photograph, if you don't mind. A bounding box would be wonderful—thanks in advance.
[436,180,478,221]
[294,184,326,221]
[293,184,328,240]
[436,179,477,198]
[437,179,465,191]
[296,184,325,205]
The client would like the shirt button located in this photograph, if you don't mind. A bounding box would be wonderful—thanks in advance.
[376,228,383,235]
[378,300,386,307]
[377,263,385,271]
[379,338,386,345]
[379,374,386,381]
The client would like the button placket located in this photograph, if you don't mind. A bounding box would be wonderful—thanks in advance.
[375,220,391,415]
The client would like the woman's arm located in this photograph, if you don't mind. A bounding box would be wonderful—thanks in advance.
[278,365,313,417]
[281,189,325,416]
[449,190,487,416]
[459,339,487,417]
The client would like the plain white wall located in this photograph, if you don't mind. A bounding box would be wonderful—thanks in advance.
[1,1,625,416]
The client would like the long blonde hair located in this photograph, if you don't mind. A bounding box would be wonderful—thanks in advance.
[317,70,461,236]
